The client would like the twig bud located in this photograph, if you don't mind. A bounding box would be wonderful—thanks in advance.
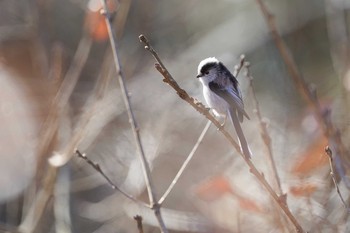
[139,34,147,43]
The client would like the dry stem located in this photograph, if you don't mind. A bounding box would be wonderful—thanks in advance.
[139,34,305,233]
[325,147,349,211]
[245,61,287,231]
[99,1,168,232]
[245,62,283,195]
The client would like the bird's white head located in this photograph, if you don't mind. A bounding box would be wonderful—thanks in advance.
[196,57,220,85]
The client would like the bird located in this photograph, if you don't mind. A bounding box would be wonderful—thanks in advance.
[196,57,251,159]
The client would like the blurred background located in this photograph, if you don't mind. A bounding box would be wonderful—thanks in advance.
[0,0,350,232]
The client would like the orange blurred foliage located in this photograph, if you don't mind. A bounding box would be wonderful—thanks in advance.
[195,176,232,202]
[291,135,328,175]
[84,0,117,41]
[194,176,263,213]
[290,183,318,196]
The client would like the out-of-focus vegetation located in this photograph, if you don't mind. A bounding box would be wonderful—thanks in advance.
[0,0,350,232]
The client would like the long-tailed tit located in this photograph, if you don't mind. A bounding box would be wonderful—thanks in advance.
[197,57,251,158]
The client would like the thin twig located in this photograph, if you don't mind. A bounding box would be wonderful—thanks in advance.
[45,35,93,167]
[325,147,350,211]
[21,35,92,231]
[159,120,211,205]
[139,34,305,233]
[233,54,246,78]
[99,2,168,232]
[134,215,144,233]
[54,166,72,233]
[99,0,155,205]
[245,61,287,232]
[245,62,283,195]
[75,150,149,208]
[19,167,57,233]
[256,0,349,167]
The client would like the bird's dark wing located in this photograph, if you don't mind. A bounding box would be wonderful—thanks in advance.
[208,81,250,122]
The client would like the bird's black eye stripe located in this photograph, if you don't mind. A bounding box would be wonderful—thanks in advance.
[200,62,217,75]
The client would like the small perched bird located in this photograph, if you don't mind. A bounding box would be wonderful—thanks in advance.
[197,57,251,158]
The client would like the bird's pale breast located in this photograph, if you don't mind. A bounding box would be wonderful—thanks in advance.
[203,86,229,117]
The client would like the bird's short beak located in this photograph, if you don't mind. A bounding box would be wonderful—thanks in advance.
[196,74,202,78]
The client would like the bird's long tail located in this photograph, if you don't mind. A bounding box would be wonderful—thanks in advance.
[228,108,251,159]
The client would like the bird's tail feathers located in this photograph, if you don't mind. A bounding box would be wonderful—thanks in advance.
[228,108,252,159]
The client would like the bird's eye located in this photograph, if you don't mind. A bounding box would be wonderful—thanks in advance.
[205,71,209,75]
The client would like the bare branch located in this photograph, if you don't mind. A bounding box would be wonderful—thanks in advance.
[139,34,305,233]
[19,167,57,233]
[99,1,168,232]
[233,54,246,78]
[245,62,283,195]
[325,147,350,211]
[75,150,149,208]
[99,0,156,205]
[43,35,92,167]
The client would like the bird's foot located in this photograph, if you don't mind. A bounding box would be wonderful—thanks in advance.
[217,116,227,131]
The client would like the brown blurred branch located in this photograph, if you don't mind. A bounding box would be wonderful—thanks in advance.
[139,34,305,233]
[99,1,168,232]
[325,147,349,211]
[75,150,149,208]
[19,167,57,233]
[256,0,349,167]
[244,59,288,232]
[244,61,283,195]
[233,54,246,77]
[45,34,93,167]
[21,35,93,233]
[134,215,144,233]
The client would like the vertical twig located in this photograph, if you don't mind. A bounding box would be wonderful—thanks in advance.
[43,35,93,167]
[54,166,72,233]
[245,60,287,232]
[325,147,350,211]
[99,1,168,232]
[139,34,305,233]
[99,0,155,205]
[244,62,283,195]
[19,167,57,233]
[233,55,246,77]
[22,35,92,233]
